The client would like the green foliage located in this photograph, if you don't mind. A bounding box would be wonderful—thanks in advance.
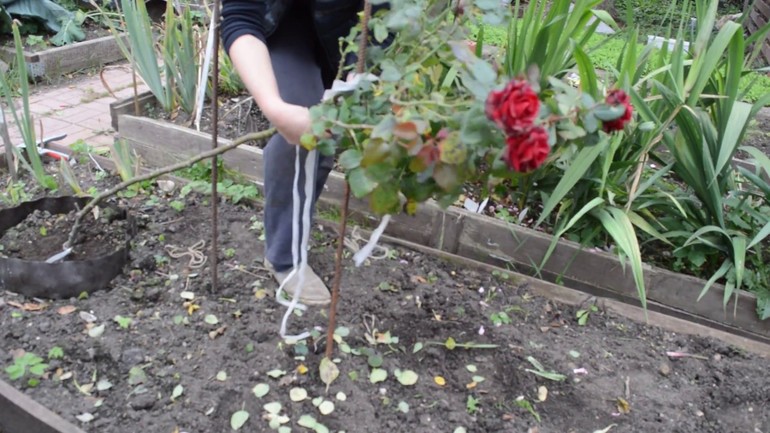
[47,346,64,360]
[5,352,48,387]
[109,139,138,182]
[0,22,56,190]
[0,181,33,206]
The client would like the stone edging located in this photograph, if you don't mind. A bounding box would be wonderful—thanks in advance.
[111,110,770,344]
[0,35,126,79]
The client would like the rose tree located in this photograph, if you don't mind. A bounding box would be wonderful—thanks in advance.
[304,0,633,216]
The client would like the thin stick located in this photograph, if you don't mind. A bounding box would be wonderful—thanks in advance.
[0,107,17,180]
[210,0,222,292]
[324,0,372,360]
[65,128,275,249]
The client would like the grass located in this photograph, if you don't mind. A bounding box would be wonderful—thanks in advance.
[466,22,770,105]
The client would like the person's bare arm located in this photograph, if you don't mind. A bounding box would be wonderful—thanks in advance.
[228,34,310,145]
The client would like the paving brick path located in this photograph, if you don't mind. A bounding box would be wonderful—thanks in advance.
[4,63,148,151]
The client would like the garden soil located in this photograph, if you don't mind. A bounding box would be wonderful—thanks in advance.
[1,164,769,433]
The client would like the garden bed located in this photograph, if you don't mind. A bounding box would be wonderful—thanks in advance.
[109,108,770,344]
[0,34,126,79]
[1,159,770,433]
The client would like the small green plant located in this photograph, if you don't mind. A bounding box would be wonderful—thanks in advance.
[489,311,512,326]
[466,395,480,415]
[224,248,236,259]
[48,346,64,360]
[25,34,46,49]
[0,181,32,206]
[5,352,48,387]
[114,315,133,329]
[576,304,599,326]
[514,397,541,422]
[169,200,185,212]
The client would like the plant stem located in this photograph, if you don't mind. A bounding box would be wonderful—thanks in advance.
[324,0,372,361]
[65,128,275,249]
[324,182,351,359]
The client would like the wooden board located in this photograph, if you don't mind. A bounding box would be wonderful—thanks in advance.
[0,379,86,433]
[746,0,770,64]
[0,35,126,79]
[115,113,770,343]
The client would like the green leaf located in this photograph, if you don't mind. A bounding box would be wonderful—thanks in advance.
[348,168,378,198]
[5,364,24,380]
[731,236,746,292]
[171,384,184,401]
[592,207,647,311]
[593,104,627,121]
[370,184,400,215]
[394,369,418,386]
[252,383,270,398]
[536,137,608,227]
[28,363,47,376]
[230,410,249,430]
[339,149,363,170]
[369,368,388,384]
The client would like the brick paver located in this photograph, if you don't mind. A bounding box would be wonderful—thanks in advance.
[2,65,147,153]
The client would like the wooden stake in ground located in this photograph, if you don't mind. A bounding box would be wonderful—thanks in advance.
[210,0,222,293]
[324,0,373,360]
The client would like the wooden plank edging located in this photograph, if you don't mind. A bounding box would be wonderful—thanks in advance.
[0,35,126,79]
[115,114,770,343]
[0,379,86,433]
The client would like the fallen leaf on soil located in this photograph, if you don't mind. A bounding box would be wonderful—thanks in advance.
[267,369,287,379]
[466,381,477,389]
[171,384,184,401]
[57,305,77,315]
[537,386,548,402]
[318,400,334,415]
[370,368,388,384]
[204,314,219,325]
[335,392,346,401]
[254,288,268,300]
[184,302,200,315]
[79,311,97,323]
[434,376,446,386]
[410,275,427,284]
[76,413,95,423]
[290,387,308,402]
[394,369,418,386]
[180,291,195,300]
[209,326,227,339]
[297,414,317,428]
[398,401,409,413]
[616,398,630,414]
[252,383,270,398]
[88,324,105,338]
[7,301,46,311]
[230,410,249,430]
[297,364,308,375]
[216,371,228,381]
[60,371,73,381]
[263,402,282,414]
[319,358,339,391]
[592,425,617,433]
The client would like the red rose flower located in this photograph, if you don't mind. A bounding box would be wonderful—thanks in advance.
[505,127,550,172]
[603,89,633,132]
[485,79,540,135]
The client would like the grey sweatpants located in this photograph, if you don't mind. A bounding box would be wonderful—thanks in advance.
[263,12,335,272]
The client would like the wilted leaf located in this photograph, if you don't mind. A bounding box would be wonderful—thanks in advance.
[616,398,630,414]
[57,305,77,315]
[76,412,95,423]
[216,371,228,381]
[434,376,446,386]
[537,386,548,402]
[290,387,308,402]
[204,314,219,325]
[319,358,339,391]
[445,337,457,350]
[171,384,184,401]
[267,369,287,379]
[96,379,113,392]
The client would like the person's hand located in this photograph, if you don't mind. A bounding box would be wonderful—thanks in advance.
[266,101,311,145]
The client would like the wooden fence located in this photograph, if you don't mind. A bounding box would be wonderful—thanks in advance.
[747,0,770,64]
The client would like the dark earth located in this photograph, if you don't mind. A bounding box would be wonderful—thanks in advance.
[1,161,769,433]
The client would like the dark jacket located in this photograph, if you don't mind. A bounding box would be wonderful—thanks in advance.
[221,0,365,82]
